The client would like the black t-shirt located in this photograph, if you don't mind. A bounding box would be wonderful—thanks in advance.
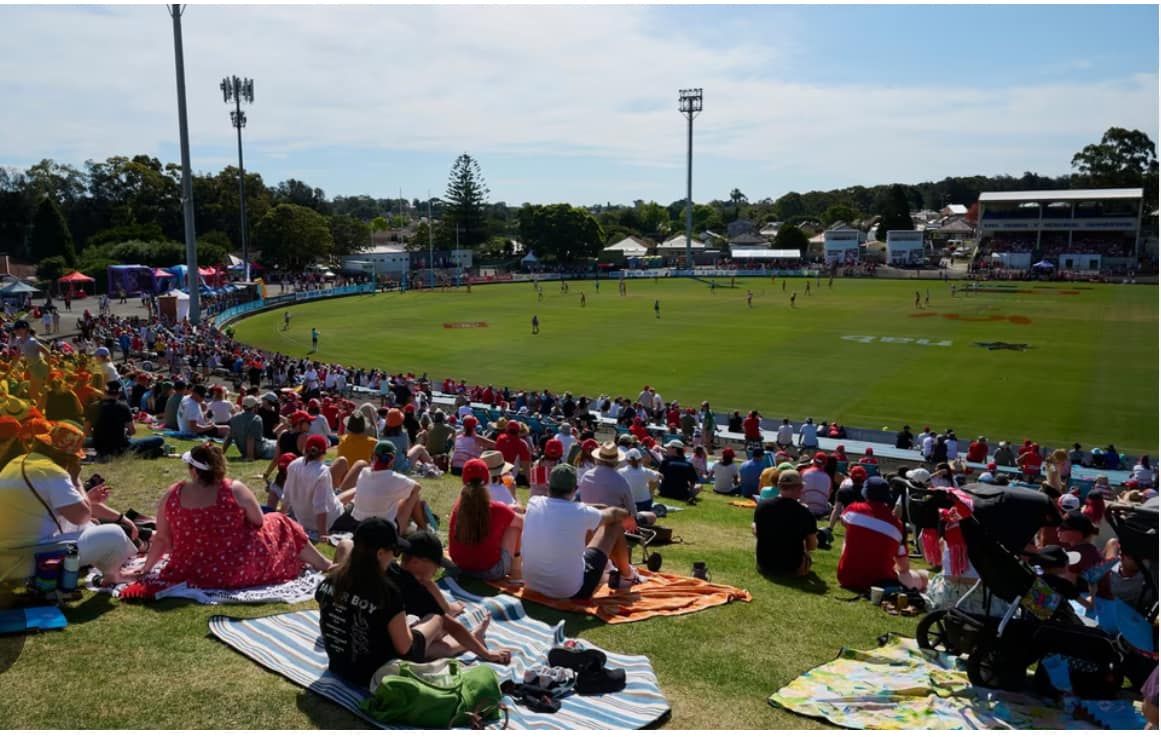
[658,456,699,500]
[385,562,441,619]
[895,430,914,449]
[391,383,411,406]
[258,407,280,439]
[315,576,405,685]
[278,431,302,456]
[87,398,132,455]
[753,497,817,574]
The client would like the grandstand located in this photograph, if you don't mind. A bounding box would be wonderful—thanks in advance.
[976,187,1145,274]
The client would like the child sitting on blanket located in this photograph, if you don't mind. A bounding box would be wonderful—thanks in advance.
[321,519,511,686]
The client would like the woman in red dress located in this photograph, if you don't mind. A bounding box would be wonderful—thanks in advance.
[140,444,332,589]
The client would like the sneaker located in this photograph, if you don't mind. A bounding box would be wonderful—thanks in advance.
[575,666,627,695]
[548,646,606,672]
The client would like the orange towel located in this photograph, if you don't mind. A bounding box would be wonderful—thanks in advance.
[487,567,751,625]
[729,499,758,509]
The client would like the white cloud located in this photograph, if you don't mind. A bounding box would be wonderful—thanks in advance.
[0,5,1155,202]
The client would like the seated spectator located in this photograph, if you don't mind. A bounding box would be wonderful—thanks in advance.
[552,422,576,460]
[738,446,765,498]
[1132,455,1156,487]
[140,443,333,589]
[966,436,989,463]
[529,439,562,497]
[450,416,493,475]
[479,450,518,507]
[895,425,914,450]
[423,410,454,461]
[1030,545,1084,601]
[832,444,848,463]
[180,384,228,438]
[317,519,501,686]
[658,440,700,502]
[857,447,877,467]
[350,441,424,533]
[753,470,817,578]
[800,452,832,516]
[380,409,435,475]
[1068,442,1086,468]
[827,464,867,531]
[993,440,1015,467]
[579,441,654,526]
[280,434,351,537]
[224,395,275,461]
[520,463,640,599]
[1058,511,1102,580]
[0,421,138,585]
[836,476,928,593]
[712,448,741,495]
[448,459,523,580]
[619,448,661,513]
[43,372,84,424]
[742,410,762,444]
[690,445,709,481]
[336,414,376,465]
[85,381,165,459]
[494,420,532,486]
[1097,540,1149,613]
[207,385,235,426]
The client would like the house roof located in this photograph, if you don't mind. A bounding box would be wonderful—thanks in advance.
[658,235,706,250]
[978,188,1144,203]
[604,236,651,255]
[935,218,975,234]
[826,221,862,232]
[944,204,968,215]
[728,233,768,246]
[355,245,409,255]
[731,248,800,259]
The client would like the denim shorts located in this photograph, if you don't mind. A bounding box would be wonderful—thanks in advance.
[460,548,513,581]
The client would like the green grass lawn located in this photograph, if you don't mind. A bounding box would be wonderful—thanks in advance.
[234,277,1158,452]
[0,446,911,730]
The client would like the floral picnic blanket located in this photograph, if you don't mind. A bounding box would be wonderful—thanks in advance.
[768,634,1143,729]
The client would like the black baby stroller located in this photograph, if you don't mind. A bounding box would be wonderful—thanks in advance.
[914,483,1060,656]
[1104,499,1158,621]
[921,486,1144,698]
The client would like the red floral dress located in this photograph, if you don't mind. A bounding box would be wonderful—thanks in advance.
[158,479,309,589]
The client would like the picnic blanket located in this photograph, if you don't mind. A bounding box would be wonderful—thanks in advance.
[769,633,1145,730]
[728,499,757,509]
[209,577,671,729]
[85,558,324,605]
[486,566,750,625]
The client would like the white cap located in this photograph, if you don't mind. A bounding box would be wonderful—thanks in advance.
[906,468,932,485]
[626,449,642,461]
[1058,493,1080,512]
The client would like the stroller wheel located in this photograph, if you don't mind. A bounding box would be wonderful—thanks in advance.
[916,609,958,655]
[646,553,662,572]
[966,640,1026,692]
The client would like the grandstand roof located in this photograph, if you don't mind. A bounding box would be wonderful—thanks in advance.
[978,188,1143,203]
[731,249,800,259]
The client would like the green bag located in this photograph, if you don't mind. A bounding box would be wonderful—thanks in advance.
[361,660,503,728]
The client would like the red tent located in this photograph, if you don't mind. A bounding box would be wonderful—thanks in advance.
[58,270,95,298]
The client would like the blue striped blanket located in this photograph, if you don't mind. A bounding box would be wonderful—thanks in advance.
[208,577,670,729]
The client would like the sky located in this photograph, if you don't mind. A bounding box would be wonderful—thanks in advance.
[0,3,1157,206]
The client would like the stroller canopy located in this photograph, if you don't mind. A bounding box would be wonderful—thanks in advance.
[960,483,1060,554]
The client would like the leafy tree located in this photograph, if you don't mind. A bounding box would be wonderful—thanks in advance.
[774,191,806,220]
[36,255,70,283]
[272,178,330,214]
[772,224,809,253]
[875,184,915,241]
[518,204,603,263]
[370,215,389,234]
[821,203,861,227]
[408,221,431,251]
[329,214,371,257]
[87,222,166,248]
[253,204,334,270]
[29,196,76,265]
[729,188,748,219]
[1071,127,1158,205]
[441,153,490,248]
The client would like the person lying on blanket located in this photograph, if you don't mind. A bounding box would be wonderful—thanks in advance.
[321,518,511,687]
[520,463,643,599]
[138,443,334,589]
[836,476,928,593]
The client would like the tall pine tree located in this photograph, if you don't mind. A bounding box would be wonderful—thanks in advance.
[875,184,914,241]
[441,154,490,248]
[29,195,76,265]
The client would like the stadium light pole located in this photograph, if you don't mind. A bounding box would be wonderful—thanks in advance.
[427,193,435,289]
[168,4,200,325]
[221,75,254,282]
[678,88,703,270]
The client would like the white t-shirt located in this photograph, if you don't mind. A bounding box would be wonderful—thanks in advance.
[179,395,205,432]
[922,435,936,457]
[352,467,417,522]
[554,433,576,459]
[800,466,831,515]
[776,424,794,445]
[282,458,343,533]
[99,360,120,384]
[798,423,818,446]
[712,461,740,493]
[946,439,959,459]
[208,399,234,425]
[619,465,660,506]
[308,415,332,439]
[520,496,603,599]
[487,481,516,506]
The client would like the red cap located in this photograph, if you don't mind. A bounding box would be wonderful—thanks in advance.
[581,438,599,452]
[507,419,520,432]
[290,410,312,426]
[849,465,867,481]
[0,415,22,440]
[987,462,998,471]
[642,436,656,448]
[304,434,328,455]
[544,439,564,460]
[864,448,874,456]
[835,444,845,453]
[463,415,478,428]
[462,458,489,484]
[813,451,828,465]
[277,452,297,470]
[721,447,735,461]
[404,404,416,413]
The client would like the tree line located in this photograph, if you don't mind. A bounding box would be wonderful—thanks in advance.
[2,127,1153,279]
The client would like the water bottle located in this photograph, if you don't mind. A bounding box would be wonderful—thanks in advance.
[59,544,80,592]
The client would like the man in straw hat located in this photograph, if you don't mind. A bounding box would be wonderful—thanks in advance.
[521,463,642,599]
[0,420,139,585]
[579,441,657,528]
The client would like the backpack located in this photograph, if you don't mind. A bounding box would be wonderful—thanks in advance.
[361,660,502,728]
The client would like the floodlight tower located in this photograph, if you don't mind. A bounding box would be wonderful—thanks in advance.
[168,4,200,324]
[678,88,703,270]
[221,75,255,281]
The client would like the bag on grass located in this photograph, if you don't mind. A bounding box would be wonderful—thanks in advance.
[361,660,502,728]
